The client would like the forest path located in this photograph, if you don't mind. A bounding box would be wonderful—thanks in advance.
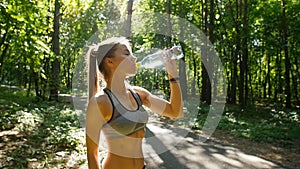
[143,118,287,169]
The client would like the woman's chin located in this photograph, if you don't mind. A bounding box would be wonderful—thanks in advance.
[127,72,137,77]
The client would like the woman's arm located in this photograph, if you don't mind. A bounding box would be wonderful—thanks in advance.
[134,57,183,119]
[86,135,100,169]
[86,97,106,169]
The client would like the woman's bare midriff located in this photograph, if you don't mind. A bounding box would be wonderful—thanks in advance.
[101,129,146,169]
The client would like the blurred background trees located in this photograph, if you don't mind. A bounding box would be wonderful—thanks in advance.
[0,0,299,108]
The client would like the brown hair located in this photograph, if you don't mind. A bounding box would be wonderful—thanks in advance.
[96,43,119,81]
[88,37,130,100]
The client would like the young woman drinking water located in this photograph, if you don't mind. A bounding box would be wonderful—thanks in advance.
[86,37,183,169]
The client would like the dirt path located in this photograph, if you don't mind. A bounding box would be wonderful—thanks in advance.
[208,130,299,169]
[143,118,298,169]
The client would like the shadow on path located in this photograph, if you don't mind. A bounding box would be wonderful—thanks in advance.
[143,118,287,169]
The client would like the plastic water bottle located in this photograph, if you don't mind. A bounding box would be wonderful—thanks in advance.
[136,45,184,69]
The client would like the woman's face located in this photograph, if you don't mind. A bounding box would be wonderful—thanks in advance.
[111,44,137,77]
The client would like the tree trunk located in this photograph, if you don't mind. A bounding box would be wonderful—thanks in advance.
[201,0,212,105]
[41,56,49,99]
[0,32,7,50]
[209,0,215,101]
[178,1,188,100]
[34,71,40,97]
[50,0,60,101]
[0,42,9,83]
[292,43,299,102]
[243,0,249,104]
[27,73,32,96]
[231,0,241,105]
[267,51,271,98]
[125,0,133,38]
[238,0,246,107]
[281,0,291,108]
[231,49,238,104]
[191,52,197,96]
[160,0,172,96]
[66,56,72,89]
[274,47,283,102]
[291,63,299,102]
[228,0,241,104]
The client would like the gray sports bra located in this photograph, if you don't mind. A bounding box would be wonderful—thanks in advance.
[102,88,148,138]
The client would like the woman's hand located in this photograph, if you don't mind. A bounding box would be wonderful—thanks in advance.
[165,51,179,78]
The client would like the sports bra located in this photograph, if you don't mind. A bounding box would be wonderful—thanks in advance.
[102,88,148,138]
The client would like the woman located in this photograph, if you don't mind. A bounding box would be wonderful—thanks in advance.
[86,37,183,169]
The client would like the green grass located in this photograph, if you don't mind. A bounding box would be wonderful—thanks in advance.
[222,106,299,144]
[193,101,300,145]
[0,86,86,168]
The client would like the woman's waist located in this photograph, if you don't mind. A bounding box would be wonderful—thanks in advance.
[105,138,144,158]
[103,152,145,169]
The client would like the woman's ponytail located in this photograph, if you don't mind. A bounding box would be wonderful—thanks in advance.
[88,47,99,100]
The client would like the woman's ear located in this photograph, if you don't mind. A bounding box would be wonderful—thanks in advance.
[105,58,114,68]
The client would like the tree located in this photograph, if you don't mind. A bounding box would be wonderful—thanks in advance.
[239,0,249,107]
[178,0,188,100]
[125,0,134,38]
[281,0,291,108]
[1,0,299,108]
[50,0,61,101]
[200,0,213,105]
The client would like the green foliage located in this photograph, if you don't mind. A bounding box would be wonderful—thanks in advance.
[217,106,300,144]
[0,86,85,168]
[190,101,211,129]
[191,101,300,144]
[1,0,300,152]
[1,0,299,105]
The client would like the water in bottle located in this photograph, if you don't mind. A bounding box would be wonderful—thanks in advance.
[136,45,184,69]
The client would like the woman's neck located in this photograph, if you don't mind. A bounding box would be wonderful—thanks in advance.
[106,74,128,95]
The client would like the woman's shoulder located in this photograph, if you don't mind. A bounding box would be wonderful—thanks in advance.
[94,90,109,103]
[94,90,113,109]
[86,91,112,125]
[88,90,113,120]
